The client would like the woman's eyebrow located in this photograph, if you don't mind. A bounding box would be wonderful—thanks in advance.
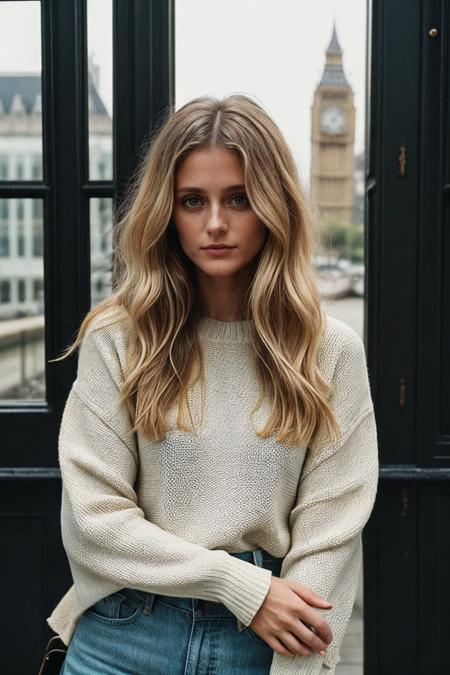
[176,184,246,194]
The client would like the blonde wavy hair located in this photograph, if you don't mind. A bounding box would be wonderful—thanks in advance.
[53,94,341,449]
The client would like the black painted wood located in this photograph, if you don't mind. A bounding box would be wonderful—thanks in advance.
[364,0,450,673]
[0,1,174,673]
[113,0,174,218]
[416,0,450,466]
[1,479,69,675]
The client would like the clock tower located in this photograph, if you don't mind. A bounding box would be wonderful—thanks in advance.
[310,23,356,226]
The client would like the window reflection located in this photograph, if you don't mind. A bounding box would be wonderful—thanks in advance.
[87,0,113,181]
[0,2,43,181]
[90,197,113,307]
[0,3,45,402]
[0,199,45,402]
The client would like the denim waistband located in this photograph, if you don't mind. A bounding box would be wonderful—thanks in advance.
[134,547,283,634]
[229,547,277,566]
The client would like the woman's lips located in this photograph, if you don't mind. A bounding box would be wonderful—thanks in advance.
[202,246,236,256]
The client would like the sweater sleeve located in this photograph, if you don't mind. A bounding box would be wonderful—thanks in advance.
[58,320,272,629]
[269,327,379,675]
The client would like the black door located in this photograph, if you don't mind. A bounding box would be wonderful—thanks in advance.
[0,2,173,673]
[364,0,450,673]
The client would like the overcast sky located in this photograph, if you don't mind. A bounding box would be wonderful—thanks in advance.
[0,0,367,191]
[176,0,367,190]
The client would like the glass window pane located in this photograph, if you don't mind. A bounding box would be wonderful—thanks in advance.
[0,198,45,402]
[0,2,43,181]
[90,197,113,307]
[87,0,113,181]
[176,2,367,671]
[175,1,366,333]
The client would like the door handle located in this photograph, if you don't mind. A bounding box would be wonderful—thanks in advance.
[366,177,376,194]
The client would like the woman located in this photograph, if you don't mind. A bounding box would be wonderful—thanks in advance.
[47,94,379,674]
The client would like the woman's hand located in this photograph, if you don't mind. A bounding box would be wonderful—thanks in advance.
[248,576,333,657]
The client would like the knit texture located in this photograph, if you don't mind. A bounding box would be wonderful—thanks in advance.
[47,309,379,674]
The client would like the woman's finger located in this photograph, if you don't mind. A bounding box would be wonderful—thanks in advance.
[277,631,314,657]
[290,602,333,645]
[289,580,332,607]
[268,635,298,657]
[304,614,333,645]
[291,618,330,652]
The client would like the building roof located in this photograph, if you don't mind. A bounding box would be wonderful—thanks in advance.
[0,74,41,114]
[319,22,350,89]
[0,73,109,115]
[326,24,342,56]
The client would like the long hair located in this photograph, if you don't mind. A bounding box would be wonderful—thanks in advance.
[53,94,341,449]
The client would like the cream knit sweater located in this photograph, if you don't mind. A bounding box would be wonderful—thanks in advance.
[47,309,379,674]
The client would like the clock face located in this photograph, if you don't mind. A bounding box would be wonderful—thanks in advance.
[320,106,346,134]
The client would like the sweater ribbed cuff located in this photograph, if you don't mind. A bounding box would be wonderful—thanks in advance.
[209,550,273,627]
[270,652,336,674]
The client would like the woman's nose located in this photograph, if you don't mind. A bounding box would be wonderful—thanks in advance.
[206,205,228,232]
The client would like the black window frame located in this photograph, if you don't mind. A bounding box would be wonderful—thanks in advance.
[0,0,174,465]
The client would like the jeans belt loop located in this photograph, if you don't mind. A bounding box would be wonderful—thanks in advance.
[237,618,246,633]
[236,548,264,633]
[143,592,155,615]
[252,548,264,568]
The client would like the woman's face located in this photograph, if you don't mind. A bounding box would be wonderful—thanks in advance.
[172,146,268,281]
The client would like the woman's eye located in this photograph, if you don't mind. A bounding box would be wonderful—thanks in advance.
[231,193,249,207]
[181,194,248,208]
[183,196,202,208]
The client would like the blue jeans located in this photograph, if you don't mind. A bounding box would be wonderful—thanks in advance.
[60,548,283,674]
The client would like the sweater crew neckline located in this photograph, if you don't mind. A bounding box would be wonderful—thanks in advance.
[196,315,252,343]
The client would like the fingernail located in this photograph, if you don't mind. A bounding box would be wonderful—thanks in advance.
[319,650,326,656]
